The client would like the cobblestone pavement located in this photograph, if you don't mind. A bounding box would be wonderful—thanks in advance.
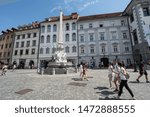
[0,69,150,100]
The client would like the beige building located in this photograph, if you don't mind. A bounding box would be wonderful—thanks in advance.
[0,28,17,66]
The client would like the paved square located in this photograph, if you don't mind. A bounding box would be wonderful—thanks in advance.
[0,69,150,100]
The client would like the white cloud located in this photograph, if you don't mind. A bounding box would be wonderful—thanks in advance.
[50,0,100,13]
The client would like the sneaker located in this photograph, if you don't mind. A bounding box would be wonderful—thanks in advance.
[146,81,150,83]
[136,79,140,83]
[113,89,119,92]
[132,97,136,100]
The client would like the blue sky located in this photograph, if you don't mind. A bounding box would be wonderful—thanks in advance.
[0,0,131,33]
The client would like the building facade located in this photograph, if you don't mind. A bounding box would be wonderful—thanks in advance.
[124,0,150,64]
[78,13,133,68]
[12,22,39,68]
[0,28,16,66]
[38,13,79,68]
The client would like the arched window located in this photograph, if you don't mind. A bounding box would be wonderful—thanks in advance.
[72,46,76,53]
[41,26,45,33]
[72,33,76,41]
[65,34,69,42]
[40,48,43,54]
[66,23,70,31]
[53,24,57,32]
[46,35,50,43]
[65,46,69,53]
[46,47,50,54]
[72,22,76,30]
[53,35,57,42]
[40,35,44,43]
[47,25,51,32]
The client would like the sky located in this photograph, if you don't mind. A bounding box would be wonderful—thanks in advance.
[0,0,131,34]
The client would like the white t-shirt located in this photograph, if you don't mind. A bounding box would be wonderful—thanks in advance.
[119,67,127,80]
[108,65,113,75]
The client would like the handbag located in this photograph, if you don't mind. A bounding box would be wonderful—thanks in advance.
[125,72,130,79]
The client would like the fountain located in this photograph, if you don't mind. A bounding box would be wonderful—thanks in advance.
[44,11,74,75]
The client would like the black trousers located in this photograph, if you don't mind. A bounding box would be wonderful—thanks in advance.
[118,80,134,97]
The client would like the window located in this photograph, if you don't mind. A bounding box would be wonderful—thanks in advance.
[130,13,134,23]
[21,41,24,47]
[90,46,95,54]
[40,48,43,54]
[89,33,94,41]
[121,20,125,26]
[26,41,30,47]
[46,47,50,54]
[17,35,20,39]
[72,33,76,41]
[81,46,84,54]
[32,40,36,46]
[7,36,9,39]
[27,33,31,38]
[133,30,138,45]
[14,50,18,55]
[80,35,84,42]
[125,46,129,52]
[20,50,23,55]
[66,23,70,31]
[65,46,69,53]
[111,31,117,39]
[47,25,51,32]
[33,33,37,37]
[65,34,69,42]
[80,25,83,30]
[143,7,150,16]
[41,26,45,33]
[1,44,3,49]
[22,34,25,39]
[72,22,76,30]
[46,35,50,43]
[101,45,105,53]
[0,53,1,57]
[123,32,127,39]
[16,42,19,48]
[40,36,44,43]
[3,52,6,57]
[53,35,56,42]
[53,24,57,32]
[89,23,93,28]
[9,43,11,48]
[99,33,105,40]
[31,49,35,54]
[5,44,8,48]
[72,46,76,53]
[113,45,118,53]
[52,47,56,53]
[25,49,29,55]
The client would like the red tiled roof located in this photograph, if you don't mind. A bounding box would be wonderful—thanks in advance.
[78,12,123,21]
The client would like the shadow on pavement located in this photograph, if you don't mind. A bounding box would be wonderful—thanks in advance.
[129,81,146,84]
[72,78,82,81]
[94,86,109,90]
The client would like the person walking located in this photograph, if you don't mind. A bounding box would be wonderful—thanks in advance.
[113,61,120,92]
[81,64,88,81]
[117,62,136,100]
[136,61,149,83]
[108,62,115,89]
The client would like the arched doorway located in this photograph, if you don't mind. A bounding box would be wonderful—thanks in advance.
[29,60,34,69]
[101,57,109,67]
